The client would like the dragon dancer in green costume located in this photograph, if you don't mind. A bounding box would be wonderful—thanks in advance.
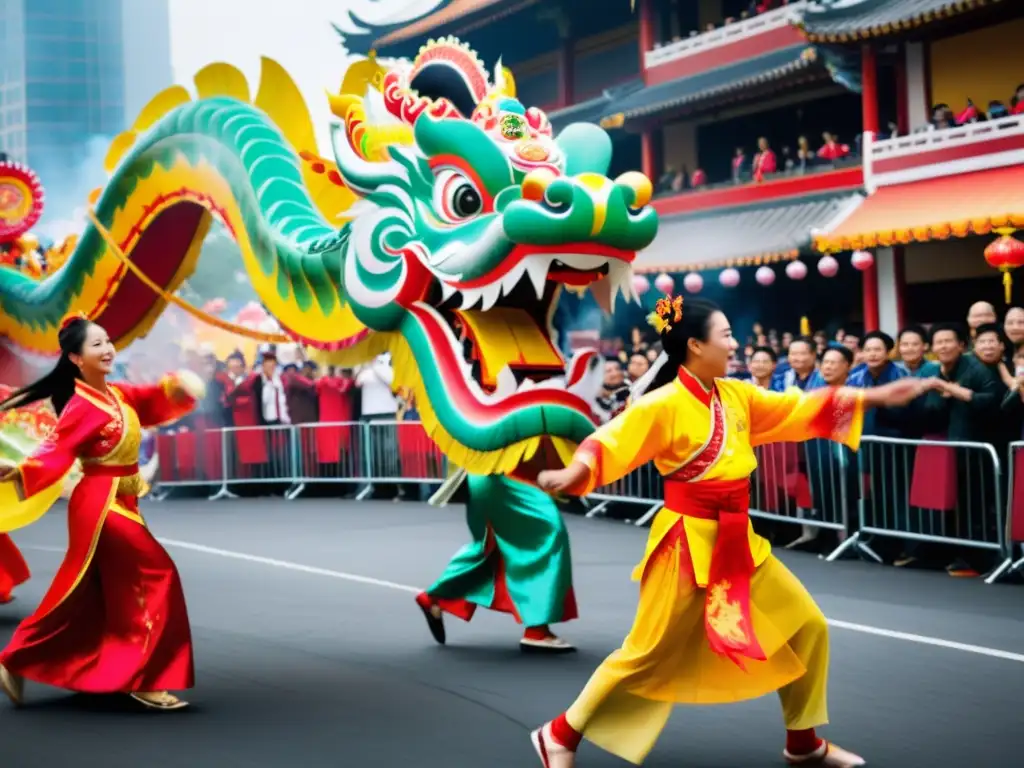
[0,38,657,654]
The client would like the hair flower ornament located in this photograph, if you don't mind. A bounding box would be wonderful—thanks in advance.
[647,294,684,333]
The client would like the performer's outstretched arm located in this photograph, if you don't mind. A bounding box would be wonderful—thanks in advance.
[744,376,933,450]
[539,386,675,496]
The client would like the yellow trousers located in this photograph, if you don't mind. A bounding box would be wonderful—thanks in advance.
[565,551,829,765]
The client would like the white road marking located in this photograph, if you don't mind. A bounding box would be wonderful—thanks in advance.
[159,538,420,594]
[21,540,1024,664]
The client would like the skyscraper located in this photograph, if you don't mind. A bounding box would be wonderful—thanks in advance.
[0,0,172,174]
[121,0,172,127]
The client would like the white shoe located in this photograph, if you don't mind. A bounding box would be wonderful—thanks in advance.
[530,722,575,768]
[0,664,23,706]
[784,741,866,767]
[520,635,576,654]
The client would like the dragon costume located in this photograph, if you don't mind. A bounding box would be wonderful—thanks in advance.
[0,40,658,651]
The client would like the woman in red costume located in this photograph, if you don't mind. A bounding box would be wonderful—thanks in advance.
[0,313,205,711]
[0,534,30,604]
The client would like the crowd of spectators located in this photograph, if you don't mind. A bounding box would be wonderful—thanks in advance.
[655,130,855,195]
[923,85,1024,133]
[130,342,440,503]
[141,297,1024,583]
[596,301,1024,580]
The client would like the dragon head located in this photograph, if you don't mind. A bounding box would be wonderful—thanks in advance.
[328,40,658,472]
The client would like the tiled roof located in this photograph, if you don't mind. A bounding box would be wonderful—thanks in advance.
[547,79,645,133]
[341,0,532,56]
[812,165,1024,252]
[600,46,823,127]
[635,193,863,273]
[799,0,1008,43]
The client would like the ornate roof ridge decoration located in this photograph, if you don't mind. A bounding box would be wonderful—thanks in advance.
[798,0,1007,44]
[814,213,1024,252]
[811,166,1024,252]
[342,0,536,56]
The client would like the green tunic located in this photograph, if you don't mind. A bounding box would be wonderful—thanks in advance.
[425,473,576,627]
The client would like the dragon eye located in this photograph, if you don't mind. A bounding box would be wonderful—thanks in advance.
[434,169,484,223]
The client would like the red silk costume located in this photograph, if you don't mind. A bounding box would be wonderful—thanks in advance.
[0,535,29,603]
[0,374,200,693]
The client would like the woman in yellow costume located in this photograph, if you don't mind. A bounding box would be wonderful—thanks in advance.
[531,297,933,768]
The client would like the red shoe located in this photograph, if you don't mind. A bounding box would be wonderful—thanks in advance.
[784,741,866,767]
[530,722,575,768]
[0,593,13,605]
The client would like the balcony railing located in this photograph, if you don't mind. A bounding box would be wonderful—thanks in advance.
[654,155,862,200]
[645,1,807,70]
[865,114,1024,190]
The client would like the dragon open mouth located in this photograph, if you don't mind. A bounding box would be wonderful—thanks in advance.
[413,247,634,428]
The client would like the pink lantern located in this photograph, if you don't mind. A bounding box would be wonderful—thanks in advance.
[632,274,650,295]
[719,268,740,288]
[683,271,704,293]
[755,266,775,286]
[785,260,807,280]
[817,255,839,277]
[654,272,674,294]
[851,250,874,271]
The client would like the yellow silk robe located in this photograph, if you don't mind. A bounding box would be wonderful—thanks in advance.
[565,369,864,765]
[576,372,864,585]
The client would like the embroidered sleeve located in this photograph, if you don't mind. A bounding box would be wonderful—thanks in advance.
[17,396,105,499]
[569,387,675,495]
[114,371,204,429]
[746,383,865,450]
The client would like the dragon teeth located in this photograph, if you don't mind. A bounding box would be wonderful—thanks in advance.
[439,281,458,303]
[499,263,528,298]
[460,287,483,309]
[524,257,550,300]
[479,282,502,311]
[494,365,518,399]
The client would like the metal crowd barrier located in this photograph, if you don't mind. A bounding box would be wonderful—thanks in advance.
[988,440,1024,584]
[150,420,447,502]
[828,436,1007,574]
[150,423,1020,585]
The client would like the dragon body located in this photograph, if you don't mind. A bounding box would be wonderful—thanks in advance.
[0,40,658,645]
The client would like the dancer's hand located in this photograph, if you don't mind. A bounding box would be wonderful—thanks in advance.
[857,376,931,409]
[537,461,590,495]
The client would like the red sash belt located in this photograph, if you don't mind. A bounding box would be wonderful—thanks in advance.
[81,462,139,478]
[664,477,766,669]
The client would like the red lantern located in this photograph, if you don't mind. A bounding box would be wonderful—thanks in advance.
[984,228,1024,303]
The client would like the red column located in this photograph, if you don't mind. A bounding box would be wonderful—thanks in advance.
[641,130,656,181]
[638,0,654,79]
[861,42,880,331]
[861,43,879,134]
[558,39,574,107]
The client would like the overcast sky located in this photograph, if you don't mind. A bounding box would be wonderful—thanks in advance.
[167,0,441,152]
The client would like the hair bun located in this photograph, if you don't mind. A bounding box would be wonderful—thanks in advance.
[59,311,88,332]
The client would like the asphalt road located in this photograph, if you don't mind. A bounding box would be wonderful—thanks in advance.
[2,497,1022,767]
